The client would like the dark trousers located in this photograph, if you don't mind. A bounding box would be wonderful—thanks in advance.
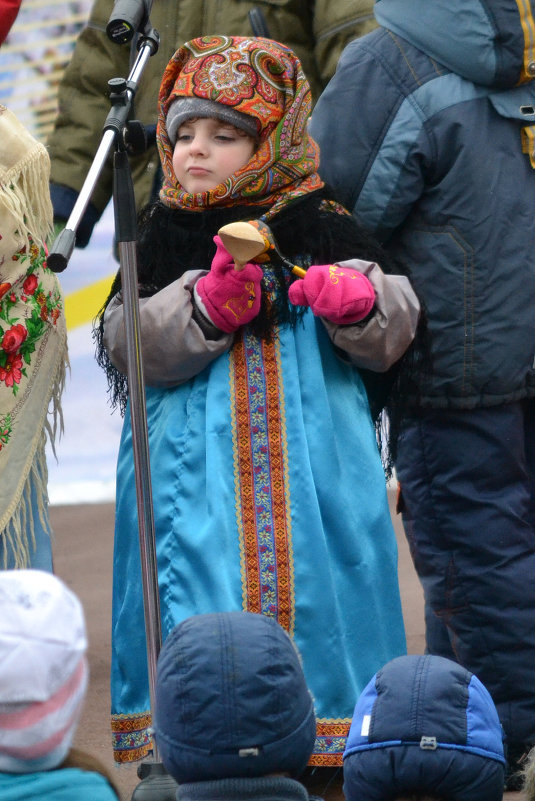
[396,399,535,746]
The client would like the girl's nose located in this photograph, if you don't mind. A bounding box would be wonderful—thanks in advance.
[189,134,208,155]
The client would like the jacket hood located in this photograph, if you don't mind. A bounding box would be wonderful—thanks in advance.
[343,655,506,801]
[153,612,316,783]
[375,0,535,89]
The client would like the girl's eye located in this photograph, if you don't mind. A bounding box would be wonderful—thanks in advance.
[215,135,235,142]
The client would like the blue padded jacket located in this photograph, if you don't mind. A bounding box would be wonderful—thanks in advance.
[310,0,535,409]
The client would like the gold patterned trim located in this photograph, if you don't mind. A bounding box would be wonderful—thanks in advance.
[231,331,295,633]
[111,711,153,764]
[515,0,535,83]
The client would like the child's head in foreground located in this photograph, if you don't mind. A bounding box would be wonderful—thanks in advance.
[156,35,323,212]
[343,654,506,801]
[153,611,316,785]
[0,569,88,773]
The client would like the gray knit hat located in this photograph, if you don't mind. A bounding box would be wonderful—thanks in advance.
[166,97,259,146]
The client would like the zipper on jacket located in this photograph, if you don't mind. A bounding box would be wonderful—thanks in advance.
[316,15,375,42]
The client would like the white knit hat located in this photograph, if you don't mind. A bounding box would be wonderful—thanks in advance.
[0,569,88,773]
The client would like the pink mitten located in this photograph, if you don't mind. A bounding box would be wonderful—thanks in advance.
[288,263,375,324]
[196,235,263,333]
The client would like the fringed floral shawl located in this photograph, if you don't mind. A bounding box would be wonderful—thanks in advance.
[0,105,67,566]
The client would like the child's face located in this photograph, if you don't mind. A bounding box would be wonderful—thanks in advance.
[172,117,256,194]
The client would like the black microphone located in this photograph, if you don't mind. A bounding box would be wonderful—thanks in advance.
[106,0,152,44]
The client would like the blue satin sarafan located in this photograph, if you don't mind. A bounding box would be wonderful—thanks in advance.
[110,313,406,764]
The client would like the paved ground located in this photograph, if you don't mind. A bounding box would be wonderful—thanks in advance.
[50,496,523,801]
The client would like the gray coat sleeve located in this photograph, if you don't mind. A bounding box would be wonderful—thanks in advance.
[322,259,420,372]
[102,270,234,387]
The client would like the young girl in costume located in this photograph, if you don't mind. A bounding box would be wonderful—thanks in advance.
[97,36,420,773]
[0,105,67,570]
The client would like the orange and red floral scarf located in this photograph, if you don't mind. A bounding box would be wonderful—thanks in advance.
[157,35,324,220]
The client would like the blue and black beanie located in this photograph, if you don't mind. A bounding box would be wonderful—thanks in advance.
[343,654,506,801]
[153,611,316,784]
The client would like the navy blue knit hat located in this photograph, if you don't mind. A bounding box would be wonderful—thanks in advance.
[343,654,506,801]
[153,611,316,783]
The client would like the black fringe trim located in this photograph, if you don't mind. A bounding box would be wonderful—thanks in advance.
[93,188,429,474]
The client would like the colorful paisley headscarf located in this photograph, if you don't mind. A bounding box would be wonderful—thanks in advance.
[157,36,324,218]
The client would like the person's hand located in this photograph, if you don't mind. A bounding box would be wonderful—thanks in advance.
[288,263,375,324]
[196,236,263,333]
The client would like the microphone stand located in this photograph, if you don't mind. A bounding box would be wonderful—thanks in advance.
[48,18,177,801]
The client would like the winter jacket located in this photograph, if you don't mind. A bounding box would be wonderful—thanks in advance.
[0,768,118,800]
[310,0,535,410]
[175,777,310,801]
[47,0,376,244]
